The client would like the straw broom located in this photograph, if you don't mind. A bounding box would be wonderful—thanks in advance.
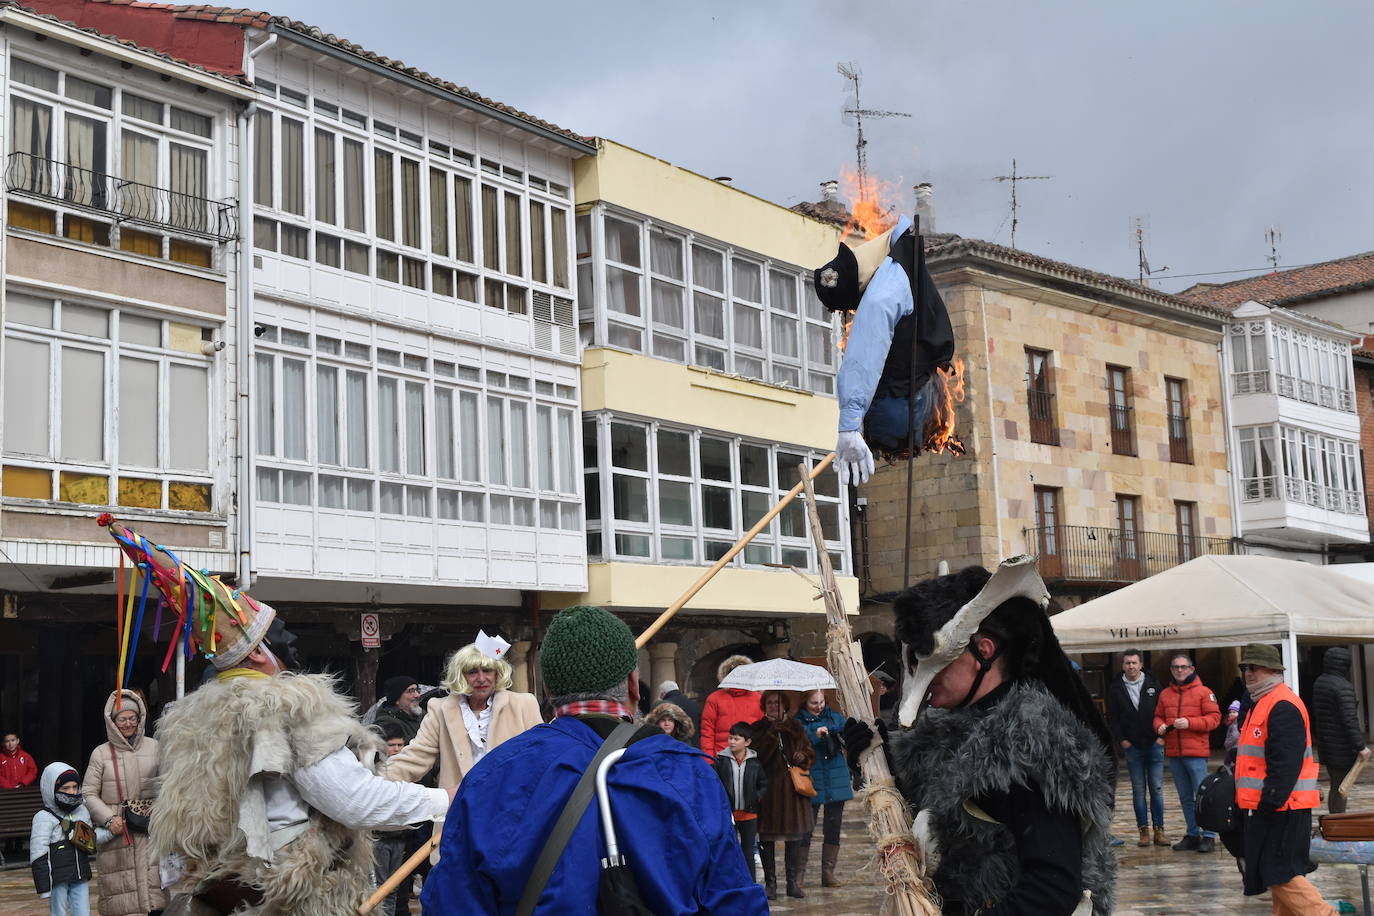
[797,462,941,916]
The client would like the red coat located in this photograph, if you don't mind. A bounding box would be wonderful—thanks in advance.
[1153,678,1221,758]
[0,744,37,788]
[699,688,762,757]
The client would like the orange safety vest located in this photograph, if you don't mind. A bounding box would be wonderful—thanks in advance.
[1235,682,1320,811]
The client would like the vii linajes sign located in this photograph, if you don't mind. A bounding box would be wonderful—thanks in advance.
[1107,625,1181,639]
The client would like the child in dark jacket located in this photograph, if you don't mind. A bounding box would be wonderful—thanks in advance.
[31,761,111,916]
[713,721,769,883]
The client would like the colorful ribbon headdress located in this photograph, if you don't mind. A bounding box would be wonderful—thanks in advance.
[97,514,275,675]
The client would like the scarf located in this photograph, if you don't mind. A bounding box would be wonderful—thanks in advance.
[554,699,632,720]
[1247,673,1283,701]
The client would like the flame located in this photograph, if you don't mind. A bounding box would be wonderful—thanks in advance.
[921,357,967,455]
[838,165,900,243]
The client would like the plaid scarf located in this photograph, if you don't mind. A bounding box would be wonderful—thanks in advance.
[554,699,633,720]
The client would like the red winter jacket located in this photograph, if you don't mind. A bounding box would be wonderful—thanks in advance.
[0,744,37,788]
[1153,678,1221,758]
[699,688,762,757]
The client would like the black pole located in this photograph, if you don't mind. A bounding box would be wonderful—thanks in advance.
[902,213,923,588]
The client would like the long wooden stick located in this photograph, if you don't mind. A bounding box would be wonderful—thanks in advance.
[359,835,438,915]
[800,462,941,916]
[635,452,835,649]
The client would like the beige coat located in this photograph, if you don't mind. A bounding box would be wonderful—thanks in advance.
[83,689,167,916]
[384,690,542,792]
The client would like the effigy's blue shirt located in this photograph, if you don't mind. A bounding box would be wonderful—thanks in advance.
[837,214,913,432]
[422,715,768,915]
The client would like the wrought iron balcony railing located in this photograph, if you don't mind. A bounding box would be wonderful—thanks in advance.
[5,152,237,242]
[1027,388,1059,445]
[1168,413,1192,464]
[1108,405,1135,456]
[1024,524,1239,583]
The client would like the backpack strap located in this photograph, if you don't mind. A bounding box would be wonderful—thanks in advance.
[515,721,639,916]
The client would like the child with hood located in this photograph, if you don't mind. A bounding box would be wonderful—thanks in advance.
[31,761,112,916]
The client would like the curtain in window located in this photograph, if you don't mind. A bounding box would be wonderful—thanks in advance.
[459,390,480,480]
[551,208,569,288]
[374,150,395,241]
[455,177,474,262]
[435,388,455,478]
[314,129,336,224]
[400,159,421,249]
[651,280,685,329]
[378,377,400,472]
[64,114,106,207]
[429,169,449,257]
[734,304,763,349]
[771,314,798,358]
[279,119,304,216]
[486,397,506,484]
[481,185,500,270]
[693,246,724,291]
[61,347,105,461]
[529,200,546,283]
[732,261,761,302]
[119,131,158,221]
[769,271,797,312]
[10,98,52,194]
[650,231,683,280]
[345,370,368,468]
[281,359,307,460]
[119,358,158,466]
[342,139,365,232]
[694,292,724,339]
[170,364,208,471]
[255,355,275,456]
[510,402,529,488]
[536,405,554,490]
[253,115,272,205]
[557,409,576,495]
[504,192,523,276]
[5,338,49,455]
[170,144,207,233]
[404,381,425,474]
[606,267,641,317]
[317,366,339,465]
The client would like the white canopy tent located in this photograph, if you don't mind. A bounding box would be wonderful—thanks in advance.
[1049,555,1374,689]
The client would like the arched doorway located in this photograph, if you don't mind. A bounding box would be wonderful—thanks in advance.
[688,642,765,697]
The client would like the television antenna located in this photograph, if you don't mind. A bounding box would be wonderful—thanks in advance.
[838,62,910,204]
[1131,216,1169,285]
[991,159,1052,249]
[1265,225,1282,271]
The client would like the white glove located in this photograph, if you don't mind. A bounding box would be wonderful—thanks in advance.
[835,429,875,487]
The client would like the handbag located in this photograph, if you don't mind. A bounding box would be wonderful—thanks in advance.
[123,799,153,833]
[1319,810,1374,842]
[1194,764,1238,834]
[66,817,98,855]
[778,735,817,798]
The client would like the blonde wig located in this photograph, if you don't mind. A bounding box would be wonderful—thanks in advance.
[442,643,514,695]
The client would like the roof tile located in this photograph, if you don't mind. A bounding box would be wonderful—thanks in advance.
[1183,251,1374,311]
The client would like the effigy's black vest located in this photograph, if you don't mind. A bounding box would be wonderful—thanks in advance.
[871,230,955,401]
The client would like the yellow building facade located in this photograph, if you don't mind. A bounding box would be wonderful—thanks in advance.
[548,140,859,694]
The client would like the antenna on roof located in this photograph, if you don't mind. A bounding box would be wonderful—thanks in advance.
[837,61,910,205]
[991,159,1052,249]
[1131,216,1169,286]
[1265,225,1282,272]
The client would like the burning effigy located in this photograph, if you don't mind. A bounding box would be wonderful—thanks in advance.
[813,189,964,485]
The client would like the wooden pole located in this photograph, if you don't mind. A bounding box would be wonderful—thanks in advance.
[799,462,941,916]
[359,835,438,914]
[635,452,835,649]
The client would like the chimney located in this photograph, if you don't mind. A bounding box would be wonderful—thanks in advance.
[914,182,935,233]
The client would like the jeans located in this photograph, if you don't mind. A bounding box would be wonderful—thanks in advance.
[863,384,934,453]
[1168,755,1214,838]
[48,882,89,916]
[1124,743,1166,828]
[372,832,408,916]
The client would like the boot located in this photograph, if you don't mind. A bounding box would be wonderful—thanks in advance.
[1153,827,1170,847]
[794,841,810,891]
[784,841,806,898]
[760,843,777,900]
[1137,827,1151,847]
[822,843,845,887]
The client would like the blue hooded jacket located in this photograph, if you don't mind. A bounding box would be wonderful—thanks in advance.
[422,715,768,915]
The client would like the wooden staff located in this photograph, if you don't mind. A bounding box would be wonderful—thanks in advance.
[799,462,941,916]
[635,452,835,649]
[359,835,438,915]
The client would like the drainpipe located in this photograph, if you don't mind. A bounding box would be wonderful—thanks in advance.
[978,290,1005,560]
[1217,340,1243,553]
[237,33,276,590]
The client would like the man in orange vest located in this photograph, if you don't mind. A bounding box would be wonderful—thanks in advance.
[1234,643,1337,915]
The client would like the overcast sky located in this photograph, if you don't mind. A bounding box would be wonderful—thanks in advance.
[269,0,1373,293]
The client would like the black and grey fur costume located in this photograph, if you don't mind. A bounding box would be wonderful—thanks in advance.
[888,567,1117,916]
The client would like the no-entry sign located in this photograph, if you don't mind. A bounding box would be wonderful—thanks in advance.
[360,612,380,648]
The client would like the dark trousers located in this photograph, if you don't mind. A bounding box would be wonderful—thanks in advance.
[734,818,759,882]
[372,833,408,916]
[802,801,845,847]
[1328,763,1353,814]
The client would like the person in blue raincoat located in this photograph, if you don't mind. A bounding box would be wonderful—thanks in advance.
[422,605,767,915]
[796,689,855,890]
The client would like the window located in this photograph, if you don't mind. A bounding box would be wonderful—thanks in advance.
[279,118,304,216]
[1033,486,1062,577]
[1106,365,1134,456]
[1175,501,1198,562]
[1026,348,1057,445]
[2,296,214,512]
[1116,495,1140,577]
[314,128,335,223]
[1166,377,1191,464]
[374,150,395,241]
[1229,321,1270,394]
[342,138,365,232]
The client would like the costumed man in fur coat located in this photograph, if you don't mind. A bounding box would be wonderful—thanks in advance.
[149,600,450,916]
[847,563,1118,916]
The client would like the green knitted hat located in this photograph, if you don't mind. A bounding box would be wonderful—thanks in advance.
[540,605,639,698]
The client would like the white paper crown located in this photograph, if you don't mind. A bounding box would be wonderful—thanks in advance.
[475,629,511,661]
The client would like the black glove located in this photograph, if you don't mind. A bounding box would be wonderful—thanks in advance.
[842,717,877,757]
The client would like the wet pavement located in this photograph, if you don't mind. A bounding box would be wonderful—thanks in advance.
[1,757,1370,914]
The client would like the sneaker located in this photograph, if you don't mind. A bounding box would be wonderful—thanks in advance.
[1197,836,1216,853]
[1172,835,1200,851]
[1109,834,1126,847]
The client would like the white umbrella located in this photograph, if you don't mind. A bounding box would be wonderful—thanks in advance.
[718,658,836,692]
